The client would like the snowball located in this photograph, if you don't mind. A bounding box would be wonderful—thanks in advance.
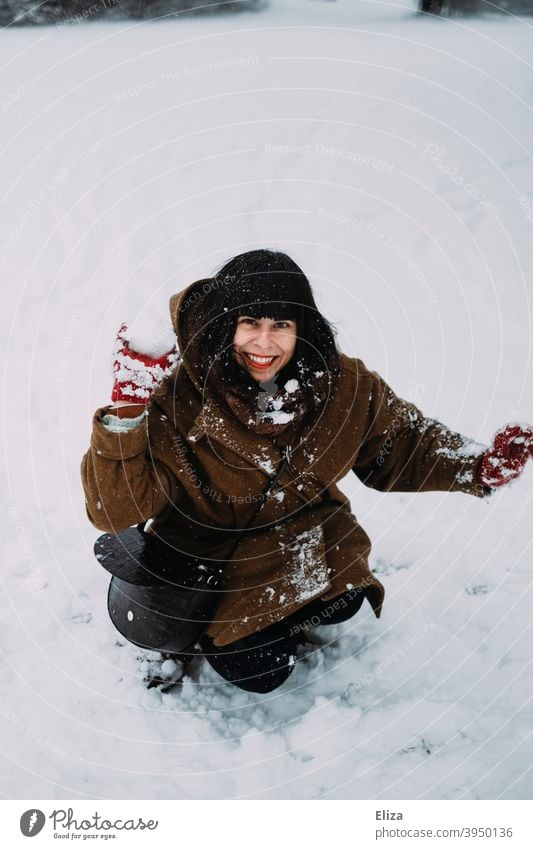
[126,313,178,358]
[161,658,183,676]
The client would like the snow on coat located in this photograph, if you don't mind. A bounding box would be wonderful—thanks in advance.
[81,278,492,646]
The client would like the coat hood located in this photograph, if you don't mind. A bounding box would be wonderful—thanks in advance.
[168,276,334,445]
[168,270,342,421]
[169,277,221,394]
[169,274,309,397]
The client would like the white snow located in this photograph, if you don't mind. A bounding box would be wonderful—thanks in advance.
[125,314,178,359]
[2,0,533,801]
[284,379,299,394]
[435,436,488,459]
[111,324,179,398]
[258,409,294,424]
[283,526,330,603]
[254,454,276,475]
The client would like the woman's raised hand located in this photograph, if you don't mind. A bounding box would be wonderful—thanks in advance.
[111,323,180,405]
[477,423,533,488]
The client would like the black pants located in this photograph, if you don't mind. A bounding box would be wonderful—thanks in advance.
[199,587,367,693]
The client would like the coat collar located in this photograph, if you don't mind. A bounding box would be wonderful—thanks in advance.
[185,393,325,505]
[186,395,282,476]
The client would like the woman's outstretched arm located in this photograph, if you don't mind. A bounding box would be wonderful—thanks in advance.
[352,366,493,498]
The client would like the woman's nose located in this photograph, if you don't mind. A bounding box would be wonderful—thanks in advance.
[253,329,274,348]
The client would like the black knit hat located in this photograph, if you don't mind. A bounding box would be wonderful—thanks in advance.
[197,250,341,404]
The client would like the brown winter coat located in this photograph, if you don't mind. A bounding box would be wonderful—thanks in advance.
[81,279,492,646]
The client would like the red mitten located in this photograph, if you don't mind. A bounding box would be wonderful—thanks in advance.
[111,323,180,404]
[477,423,533,488]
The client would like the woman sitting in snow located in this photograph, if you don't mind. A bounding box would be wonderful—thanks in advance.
[81,249,533,693]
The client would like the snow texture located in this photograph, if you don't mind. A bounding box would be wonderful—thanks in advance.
[284,526,330,603]
[2,0,533,801]
[112,324,179,400]
[126,314,178,359]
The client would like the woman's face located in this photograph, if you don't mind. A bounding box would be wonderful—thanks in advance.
[232,315,298,382]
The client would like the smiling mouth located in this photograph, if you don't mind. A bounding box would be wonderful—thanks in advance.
[241,352,279,369]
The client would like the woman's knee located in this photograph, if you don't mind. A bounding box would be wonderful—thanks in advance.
[199,630,297,693]
[289,587,367,628]
[227,663,294,693]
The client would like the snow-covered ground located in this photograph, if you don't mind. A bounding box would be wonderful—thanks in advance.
[1,0,533,800]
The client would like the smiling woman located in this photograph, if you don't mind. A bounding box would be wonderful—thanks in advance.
[81,248,531,695]
[204,249,340,399]
[232,315,298,379]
